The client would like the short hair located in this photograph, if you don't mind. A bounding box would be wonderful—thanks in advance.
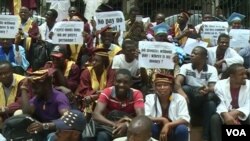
[221,63,245,79]
[155,12,165,18]
[68,6,78,12]
[129,7,140,15]
[129,115,152,134]
[0,60,12,69]
[217,33,230,42]
[116,69,132,80]
[194,46,208,57]
[48,9,58,19]
[99,55,110,69]
[122,39,138,49]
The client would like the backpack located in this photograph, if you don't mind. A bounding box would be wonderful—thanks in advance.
[2,114,37,141]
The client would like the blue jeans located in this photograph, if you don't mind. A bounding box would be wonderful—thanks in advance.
[152,123,189,141]
[96,131,112,141]
[183,85,217,141]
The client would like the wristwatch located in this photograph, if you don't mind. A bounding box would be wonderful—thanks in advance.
[42,123,50,130]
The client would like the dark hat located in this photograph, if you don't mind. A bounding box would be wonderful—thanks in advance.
[154,73,174,84]
[93,48,109,57]
[27,69,55,83]
[96,4,114,12]
[50,45,68,58]
[53,110,86,132]
[180,11,193,19]
[96,24,117,36]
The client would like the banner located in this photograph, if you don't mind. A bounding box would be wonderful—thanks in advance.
[229,29,250,49]
[201,21,228,46]
[138,41,175,69]
[95,11,125,31]
[184,38,208,55]
[52,21,84,44]
[0,15,19,38]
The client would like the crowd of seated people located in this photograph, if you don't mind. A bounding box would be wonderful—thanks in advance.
[0,4,250,141]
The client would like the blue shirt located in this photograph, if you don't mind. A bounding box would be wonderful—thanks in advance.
[239,47,250,68]
[0,44,30,70]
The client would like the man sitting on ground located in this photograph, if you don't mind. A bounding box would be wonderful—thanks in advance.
[92,69,145,141]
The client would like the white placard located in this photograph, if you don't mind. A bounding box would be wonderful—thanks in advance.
[229,29,250,49]
[184,38,208,55]
[139,41,175,69]
[52,21,84,44]
[46,0,68,3]
[201,21,229,46]
[0,15,19,38]
[95,11,125,31]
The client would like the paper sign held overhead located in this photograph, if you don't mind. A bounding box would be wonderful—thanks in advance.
[52,21,84,44]
[138,41,175,69]
[0,15,19,39]
[95,11,125,31]
[229,29,250,49]
[184,38,208,55]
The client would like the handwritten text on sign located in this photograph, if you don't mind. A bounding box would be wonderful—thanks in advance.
[52,21,84,44]
[229,29,250,49]
[139,41,175,69]
[0,15,18,38]
[95,11,125,31]
[201,21,228,46]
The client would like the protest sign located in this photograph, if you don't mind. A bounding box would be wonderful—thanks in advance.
[229,29,250,49]
[201,21,228,46]
[52,21,84,44]
[95,11,125,31]
[46,0,68,3]
[139,41,175,69]
[0,15,18,38]
[184,38,208,55]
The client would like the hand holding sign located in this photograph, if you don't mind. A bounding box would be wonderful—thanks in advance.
[52,21,84,44]
[95,11,125,31]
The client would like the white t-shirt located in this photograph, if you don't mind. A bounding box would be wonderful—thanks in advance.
[145,93,190,123]
[179,63,218,87]
[112,54,139,77]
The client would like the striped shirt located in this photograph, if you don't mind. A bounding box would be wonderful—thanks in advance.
[98,86,144,116]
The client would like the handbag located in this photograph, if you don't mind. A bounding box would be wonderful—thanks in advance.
[82,118,96,138]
